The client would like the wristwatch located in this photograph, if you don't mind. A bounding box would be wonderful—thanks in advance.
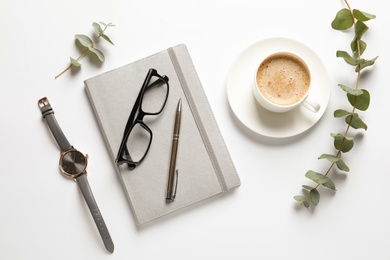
[38,97,114,253]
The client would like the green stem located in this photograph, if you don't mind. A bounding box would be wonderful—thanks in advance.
[314,0,361,189]
[54,48,90,79]
[54,23,109,79]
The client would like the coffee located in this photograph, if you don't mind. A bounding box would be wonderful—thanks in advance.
[256,53,310,106]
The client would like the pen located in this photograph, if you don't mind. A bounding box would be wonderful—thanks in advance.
[166,99,182,201]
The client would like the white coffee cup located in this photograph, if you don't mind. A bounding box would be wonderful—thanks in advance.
[253,52,320,113]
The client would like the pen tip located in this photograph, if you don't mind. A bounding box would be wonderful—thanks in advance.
[177,99,182,110]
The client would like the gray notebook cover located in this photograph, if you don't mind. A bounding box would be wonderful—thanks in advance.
[85,44,240,225]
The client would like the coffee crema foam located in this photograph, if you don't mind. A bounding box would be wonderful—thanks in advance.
[256,54,310,106]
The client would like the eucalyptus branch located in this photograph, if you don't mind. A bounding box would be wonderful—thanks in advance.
[55,22,115,79]
[294,0,377,208]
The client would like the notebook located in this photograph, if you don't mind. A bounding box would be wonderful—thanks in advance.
[85,44,240,225]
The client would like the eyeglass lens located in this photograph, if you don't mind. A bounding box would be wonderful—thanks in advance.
[125,122,151,163]
[141,75,169,114]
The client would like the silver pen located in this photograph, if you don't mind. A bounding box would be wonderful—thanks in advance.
[166,99,182,201]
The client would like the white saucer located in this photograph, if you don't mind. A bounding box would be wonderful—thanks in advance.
[227,37,331,138]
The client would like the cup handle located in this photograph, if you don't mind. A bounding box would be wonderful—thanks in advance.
[301,96,320,113]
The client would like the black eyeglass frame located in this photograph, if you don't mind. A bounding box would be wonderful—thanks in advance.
[115,68,169,168]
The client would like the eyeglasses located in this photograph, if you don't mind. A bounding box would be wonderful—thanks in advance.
[115,68,169,169]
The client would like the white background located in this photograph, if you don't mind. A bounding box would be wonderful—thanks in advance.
[1,0,389,259]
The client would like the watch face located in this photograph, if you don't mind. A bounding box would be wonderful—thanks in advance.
[60,150,87,177]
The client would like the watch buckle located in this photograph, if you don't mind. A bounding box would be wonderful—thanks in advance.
[38,97,50,109]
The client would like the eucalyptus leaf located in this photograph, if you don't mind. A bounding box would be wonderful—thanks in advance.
[309,189,320,206]
[100,21,115,27]
[70,57,81,67]
[331,133,354,153]
[318,153,349,173]
[351,21,368,56]
[101,34,114,45]
[294,195,310,208]
[305,170,329,184]
[353,9,376,22]
[351,40,367,56]
[336,51,364,66]
[75,34,93,48]
[334,109,351,118]
[336,158,350,172]
[294,195,307,202]
[339,84,363,96]
[322,178,337,191]
[346,114,368,130]
[354,20,369,40]
[347,89,370,111]
[92,22,103,34]
[356,56,378,72]
[88,46,105,62]
[331,8,354,30]
[302,185,315,191]
[318,154,341,163]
